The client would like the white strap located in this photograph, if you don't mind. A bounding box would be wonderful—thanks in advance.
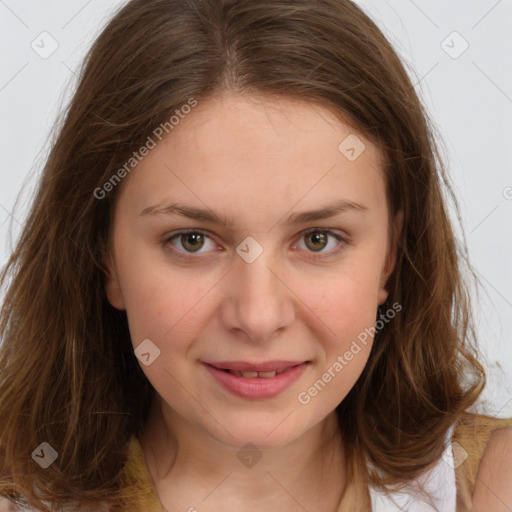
[369,425,457,511]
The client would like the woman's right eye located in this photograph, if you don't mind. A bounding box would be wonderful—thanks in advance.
[163,230,217,255]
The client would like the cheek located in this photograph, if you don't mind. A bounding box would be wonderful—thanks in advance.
[294,277,378,410]
[119,267,214,395]
[301,262,383,339]
[295,258,382,386]
[114,242,217,350]
[320,286,377,375]
[125,279,216,349]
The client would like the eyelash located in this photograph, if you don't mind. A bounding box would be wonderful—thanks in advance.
[162,228,348,260]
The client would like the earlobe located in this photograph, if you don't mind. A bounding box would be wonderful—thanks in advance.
[102,253,126,310]
[378,210,403,305]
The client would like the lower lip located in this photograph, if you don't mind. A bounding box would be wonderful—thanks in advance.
[202,362,309,399]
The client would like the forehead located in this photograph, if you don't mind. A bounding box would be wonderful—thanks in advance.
[163,92,382,167]
[115,93,388,224]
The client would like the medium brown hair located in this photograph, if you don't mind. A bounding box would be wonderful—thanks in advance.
[0,0,484,509]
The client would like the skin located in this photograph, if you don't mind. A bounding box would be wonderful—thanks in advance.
[104,92,401,511]
[472,426,512,511]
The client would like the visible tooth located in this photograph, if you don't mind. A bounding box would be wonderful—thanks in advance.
[227,369,281,378]
[276,368,287,375]
[258,371,277,378]
[240,371,258,378]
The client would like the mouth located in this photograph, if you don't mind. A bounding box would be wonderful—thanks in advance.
[201,360,311,398]
[219,368,287,378]
[203,360,309,377]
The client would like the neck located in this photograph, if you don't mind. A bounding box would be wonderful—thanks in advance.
[138,395,347,511]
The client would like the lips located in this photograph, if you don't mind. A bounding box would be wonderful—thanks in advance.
[203,360,307,375]
[202,360,310,399]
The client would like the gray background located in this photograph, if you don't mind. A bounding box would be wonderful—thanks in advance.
[1,0,511,416]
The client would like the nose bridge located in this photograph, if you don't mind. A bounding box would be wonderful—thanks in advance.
[222,246,295,342]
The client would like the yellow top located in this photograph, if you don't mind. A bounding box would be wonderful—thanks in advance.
[117,413,512,511]
[1,413,509,510]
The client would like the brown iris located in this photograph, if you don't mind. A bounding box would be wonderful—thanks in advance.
[181,232,205,252]
[304,231,328,252]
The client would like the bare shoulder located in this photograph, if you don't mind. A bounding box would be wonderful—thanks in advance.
[471,425,512,511]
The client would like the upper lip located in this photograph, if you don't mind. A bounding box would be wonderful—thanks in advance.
[204,360,308,372]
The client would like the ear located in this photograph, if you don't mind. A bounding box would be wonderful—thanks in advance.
[102,252,126,310]
[377,210,403,305]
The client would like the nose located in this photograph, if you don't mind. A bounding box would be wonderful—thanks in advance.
[219,249,296,343]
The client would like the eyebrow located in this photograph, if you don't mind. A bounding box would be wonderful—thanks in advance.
[139,199,368,227]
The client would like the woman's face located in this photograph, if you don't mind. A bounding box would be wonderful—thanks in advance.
[105,93,399,449]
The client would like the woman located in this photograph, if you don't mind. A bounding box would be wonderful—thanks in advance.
[1,0,511,510]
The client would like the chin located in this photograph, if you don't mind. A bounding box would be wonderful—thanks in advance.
[208,418,307,451]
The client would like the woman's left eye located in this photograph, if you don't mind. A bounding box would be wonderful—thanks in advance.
[295,229,345,255]
[163,228,345,258]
